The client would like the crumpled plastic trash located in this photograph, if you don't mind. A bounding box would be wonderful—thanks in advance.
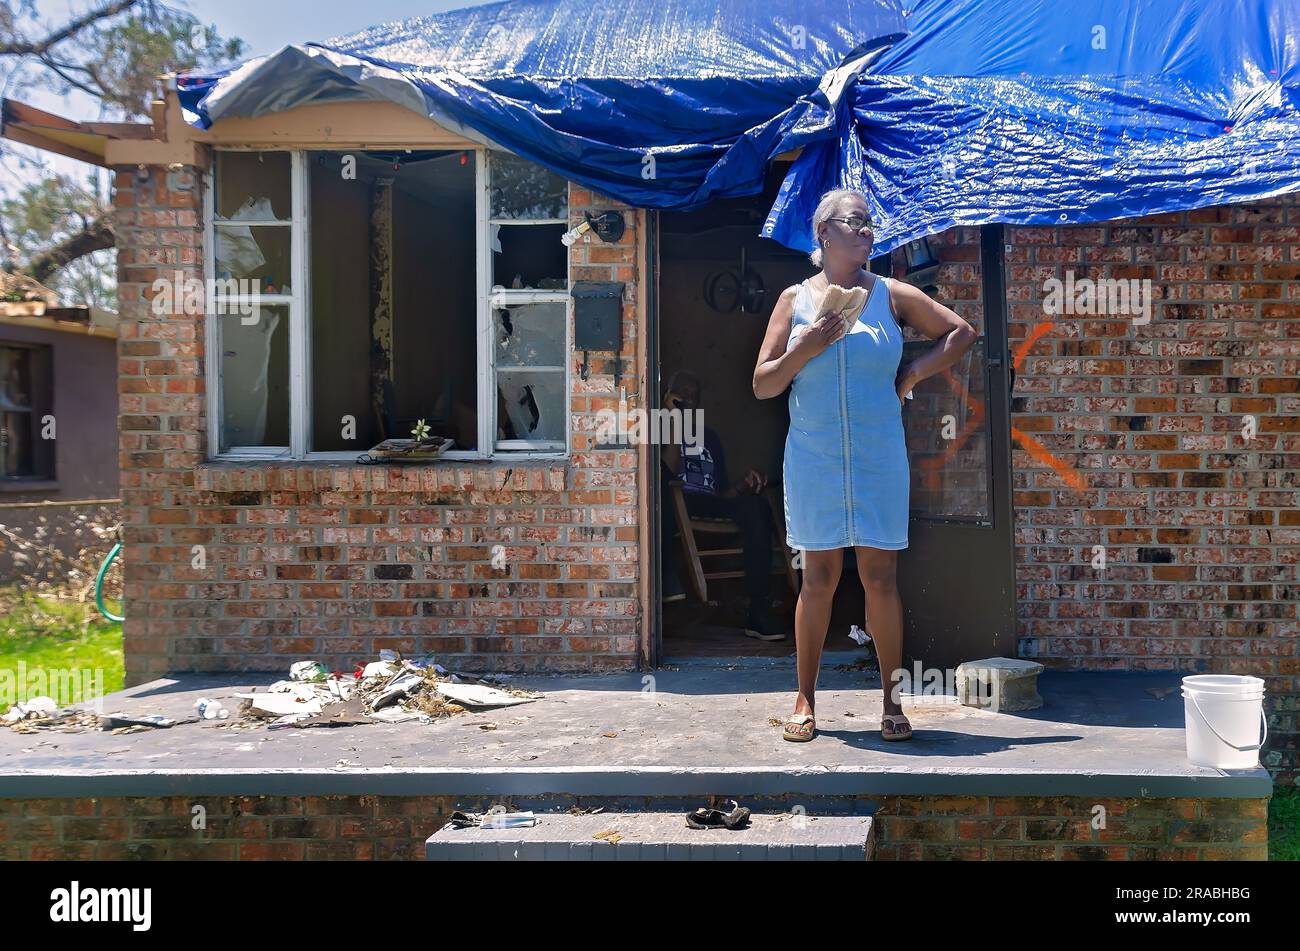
[2,696,59,722]
[360,661,396,680]
[290,661,330,683]
[848,625,872,646]
[448,810,538,829]
[194,698,230,720]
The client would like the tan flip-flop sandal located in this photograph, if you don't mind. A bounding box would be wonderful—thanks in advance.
[881,713,913,741]
[783,712,816,742]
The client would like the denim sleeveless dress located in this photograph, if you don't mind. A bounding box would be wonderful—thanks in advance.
[782,274,910,551]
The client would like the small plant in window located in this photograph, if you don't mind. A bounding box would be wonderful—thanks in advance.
[410,419,432,444]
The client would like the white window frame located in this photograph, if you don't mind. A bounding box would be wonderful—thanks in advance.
[204,149,307,461]
[204,146,571,462]
[484,148,571,455]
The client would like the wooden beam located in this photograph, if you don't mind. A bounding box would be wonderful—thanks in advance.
[0,124,106,167]
[369,177,395,438]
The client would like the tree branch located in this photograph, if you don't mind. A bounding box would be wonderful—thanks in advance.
[0,0,140,57]
[24,211,115,284]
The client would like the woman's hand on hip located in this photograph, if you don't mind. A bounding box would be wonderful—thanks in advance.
[896,375,916,408]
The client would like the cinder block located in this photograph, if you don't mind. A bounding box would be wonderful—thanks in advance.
[956,657,1045,712]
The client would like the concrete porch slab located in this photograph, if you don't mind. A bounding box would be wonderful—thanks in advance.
[0,667,1272,800]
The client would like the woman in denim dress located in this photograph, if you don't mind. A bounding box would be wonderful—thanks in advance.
[753,189,977,742]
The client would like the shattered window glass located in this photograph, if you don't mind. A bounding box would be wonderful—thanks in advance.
[496,370,565,447]
[214,224,290,287]
[213,151,293,293]
[493,302,566,368]
[489,151,567,220]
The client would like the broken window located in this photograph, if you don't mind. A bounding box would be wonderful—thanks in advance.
[309,151,478,452]
[492,302,566,450]
[489,150,568,291]
[487,150,569,453]
[208,147,569,460]
[213,151,292,292]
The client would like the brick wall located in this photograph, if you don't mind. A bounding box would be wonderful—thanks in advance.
[1001,197,1299,780]
[873,794,1268,861]
[114,165,644,681]
[1,793,1267,861]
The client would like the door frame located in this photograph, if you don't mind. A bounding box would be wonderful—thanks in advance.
[646,210,664,667]
[644,217,1018,668]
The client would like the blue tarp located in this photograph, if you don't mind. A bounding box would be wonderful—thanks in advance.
[765,0,1300,255]
[179,0,1300,256]
[177,0,907,210]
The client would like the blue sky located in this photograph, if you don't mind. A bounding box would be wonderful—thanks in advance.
[3,1,496,187]
[13,0,497,114]
[189,0,495,57]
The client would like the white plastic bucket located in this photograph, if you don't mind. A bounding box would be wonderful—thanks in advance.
[1181,675,1267,769]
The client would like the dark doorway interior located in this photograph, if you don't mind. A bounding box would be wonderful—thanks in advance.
[656,171,871,659]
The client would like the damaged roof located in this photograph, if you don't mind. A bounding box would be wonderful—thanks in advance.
[176,0,1300,254]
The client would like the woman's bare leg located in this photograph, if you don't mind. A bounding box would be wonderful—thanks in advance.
[854,547,906,717]
[792,549,843,717]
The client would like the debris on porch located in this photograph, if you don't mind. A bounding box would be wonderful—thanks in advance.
[1,651,543,735]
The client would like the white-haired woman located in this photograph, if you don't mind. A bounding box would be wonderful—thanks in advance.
[753,189,977,742]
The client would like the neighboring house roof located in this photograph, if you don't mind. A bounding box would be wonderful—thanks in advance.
[0,302,117,338]
[0,271,59,306]
[175,0,1300,255]
[0,273,116,338]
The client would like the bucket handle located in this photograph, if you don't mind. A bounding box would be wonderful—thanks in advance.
[1188,693,1269,753]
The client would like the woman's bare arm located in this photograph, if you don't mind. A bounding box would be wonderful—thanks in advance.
[753,286,845,400]
[890,281,978,400]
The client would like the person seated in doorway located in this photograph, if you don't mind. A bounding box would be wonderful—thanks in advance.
[660,369,786,641]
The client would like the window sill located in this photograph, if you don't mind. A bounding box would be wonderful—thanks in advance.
[194,457,570,494]
[0,479,59,493]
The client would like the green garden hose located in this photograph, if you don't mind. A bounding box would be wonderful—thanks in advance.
[95,541,124,623]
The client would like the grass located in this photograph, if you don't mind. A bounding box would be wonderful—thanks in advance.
[1268,784,1299,862]
[0,590,123,708]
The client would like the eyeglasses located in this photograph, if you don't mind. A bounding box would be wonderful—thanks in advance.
[828,215,873,232]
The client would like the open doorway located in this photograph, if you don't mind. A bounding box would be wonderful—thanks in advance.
[655,170,873,659]
[652,181,1016,667]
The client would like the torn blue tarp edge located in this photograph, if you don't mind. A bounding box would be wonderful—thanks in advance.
[760,0,1300,255]
[765,139,1300,260]
[177,45,502,150]
[763,71,1300,258]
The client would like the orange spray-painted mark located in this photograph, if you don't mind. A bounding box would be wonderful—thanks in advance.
[915,319,1087,493]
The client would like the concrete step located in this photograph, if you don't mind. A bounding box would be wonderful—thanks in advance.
[427,812,874,861]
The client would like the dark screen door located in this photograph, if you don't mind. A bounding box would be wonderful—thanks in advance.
[876,225,1016,673]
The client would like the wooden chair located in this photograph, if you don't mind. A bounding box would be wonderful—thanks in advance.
[668,479,800,603]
